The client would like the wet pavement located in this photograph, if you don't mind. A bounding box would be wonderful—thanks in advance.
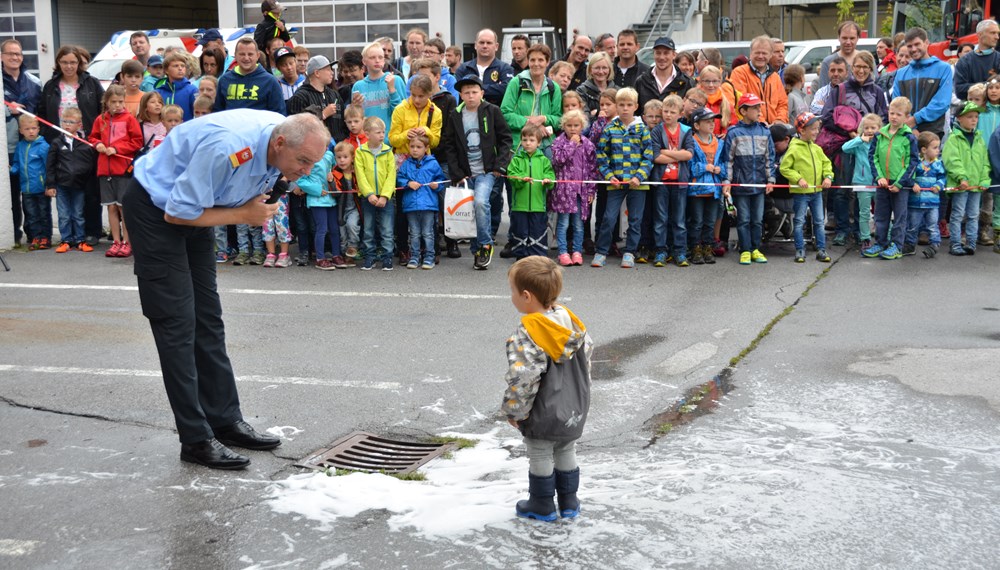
[2,243,999,568]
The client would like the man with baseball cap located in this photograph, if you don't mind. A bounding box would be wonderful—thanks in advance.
[636,36,692,110]
[198,29,235,71]
[723,92,776,265]
[286,55,346,141]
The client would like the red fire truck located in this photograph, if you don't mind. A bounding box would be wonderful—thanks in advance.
[892,0,991,59]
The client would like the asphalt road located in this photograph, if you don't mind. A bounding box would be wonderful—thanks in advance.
[1,239,998,568]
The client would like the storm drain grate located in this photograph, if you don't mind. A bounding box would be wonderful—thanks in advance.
[296,432,455,474]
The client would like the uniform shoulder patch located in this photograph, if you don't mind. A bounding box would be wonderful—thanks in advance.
[229,147,253,168]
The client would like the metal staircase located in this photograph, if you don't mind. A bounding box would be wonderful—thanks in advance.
[634,0,700,47]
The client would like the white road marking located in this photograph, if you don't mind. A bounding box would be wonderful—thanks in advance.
[0,283,510,301]
[0,365,399,390]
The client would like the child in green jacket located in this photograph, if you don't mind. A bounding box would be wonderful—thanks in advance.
[508,124,555,259]
[864,97,918,260]
[779,112,834,263]
[943,101,992,255]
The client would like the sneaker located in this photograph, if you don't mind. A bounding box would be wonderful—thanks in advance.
[558,253,572,266]
[621,252,635,268]
[711,241,726,257]
[832,233,847,246]
[105,242,121,257]
[674,254,690,267]
[917,233,930,246]
[939,220,950,239]
[636,249,648,264]
[653,252,667,267]
[37,238,51,250]
[751,249,767,263]
[794,249,806,263]
[56,242,71,253]
[499,242,515,259]
[232,252,250,266]
[382,257,394,271]
[949,245,966,256]
[118,243,132,257]
[315,258,335,270]
[703,246,716,264]
[861,243,883,258]
[250,251,265,265]
[345,246,359,259]
[963,245,976,256]
[902,244,916,256]
[859,239,873,251]
[26,238,40,251]
[816,249,831,262]
[421,260,434,270]
[263,253,277,268]
[398,249,410,264]
[474,245,493,270]
[407,259,419,269]
[583,239,596,255]
[330,255,349,269]
[591,253,607,267]
[216,252,228,263]
[296,252,310,266]
[275,253,292,268]
[691,245,705,265]
[880,243,902,260]
[739,251,752,265]
[923,244,939,258]
[361,257,374,270]
[571,252,584,266]
[77,243,94,253]
[84,235,99,247]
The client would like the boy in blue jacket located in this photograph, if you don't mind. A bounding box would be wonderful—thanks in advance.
[723,93,775,265]
[398,134,447,269]
[154,52,199,121]
[11,115,52,250]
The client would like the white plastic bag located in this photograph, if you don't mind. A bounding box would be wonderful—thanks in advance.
[444,182,477,240]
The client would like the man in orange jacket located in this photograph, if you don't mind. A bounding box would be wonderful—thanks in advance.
[729,35,788,125]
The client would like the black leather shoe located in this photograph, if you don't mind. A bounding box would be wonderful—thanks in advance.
[499,242,515,258]
[180,438,250,470]
[214,420,282,450]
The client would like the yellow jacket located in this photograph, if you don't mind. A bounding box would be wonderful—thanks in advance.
[355,142,397,199]
[388,99,443,155]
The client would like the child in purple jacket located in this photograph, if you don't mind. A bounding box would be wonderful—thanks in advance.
[550,110,597,266]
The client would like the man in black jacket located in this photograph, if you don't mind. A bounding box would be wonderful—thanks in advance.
[635,36,692,110]
[286,55,347,141]
[613,29,650,88]
[443,75,513,270]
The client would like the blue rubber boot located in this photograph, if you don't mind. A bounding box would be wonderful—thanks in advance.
[515,472,558,522]
[554,468,581,518]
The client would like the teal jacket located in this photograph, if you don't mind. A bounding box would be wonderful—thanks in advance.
[507,147,555,212]
[297,150,336,208]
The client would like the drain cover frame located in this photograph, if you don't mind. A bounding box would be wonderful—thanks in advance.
[296,431,456,474]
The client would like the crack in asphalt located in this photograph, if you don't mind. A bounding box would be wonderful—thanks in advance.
[0,394,171,432]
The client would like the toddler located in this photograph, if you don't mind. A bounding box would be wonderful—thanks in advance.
[905,131,946,258]
[11,115,52,250]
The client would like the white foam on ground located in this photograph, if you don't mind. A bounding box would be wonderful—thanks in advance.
[266,426,305,440]
[267,429,526,539]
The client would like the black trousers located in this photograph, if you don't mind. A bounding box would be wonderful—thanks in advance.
[122,180,243,443]
[8,169,22,242]
[509,210,548,258]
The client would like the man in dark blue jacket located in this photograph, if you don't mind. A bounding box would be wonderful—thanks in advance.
[954,19,1000,100]
[892,27,953,138]
[455,29,515,107]
[216,37,286,116]
[3,39,41,247]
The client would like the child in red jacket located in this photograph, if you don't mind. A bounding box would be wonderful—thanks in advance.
[89,85,143,258]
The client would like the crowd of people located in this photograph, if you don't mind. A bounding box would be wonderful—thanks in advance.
[6,10,1000,270]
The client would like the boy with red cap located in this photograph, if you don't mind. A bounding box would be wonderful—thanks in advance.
[722,92,776,265]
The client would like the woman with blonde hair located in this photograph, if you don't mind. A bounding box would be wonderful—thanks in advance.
[697,65,738,137]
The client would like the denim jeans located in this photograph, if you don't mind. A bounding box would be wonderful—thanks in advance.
[905,207,940,246]
[793,192,826,250]
[236,224,264,253]
[312,206,342,259]
[653,185,687,255]
[407,210,436,264]
[21,193,51,241]
[361,197,395,261]
[874,187,909,249]
[830,186,853,236]
[469,173,496,250]
[949,191,981,249]
[597,189,646,255]
[56,186,86,244]
[340,196,360,249]
[686,196,718,247]
[214,226,228,253]
[733,193,765,253]
[556,211,584,254]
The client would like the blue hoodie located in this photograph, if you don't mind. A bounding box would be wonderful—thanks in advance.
[397,154,447,213]
[11,137,50,194]
[216,64,286,115]
[297,150,336,208]
[351,73,406,132]
[155,76,199,121]
[891,56,953,134]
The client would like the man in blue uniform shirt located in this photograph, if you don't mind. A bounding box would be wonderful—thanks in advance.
[123,109,330,470]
